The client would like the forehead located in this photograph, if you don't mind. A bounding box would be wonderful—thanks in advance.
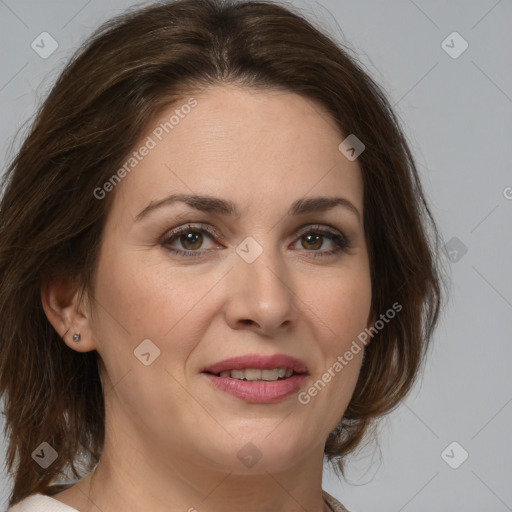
[109,84,364,221]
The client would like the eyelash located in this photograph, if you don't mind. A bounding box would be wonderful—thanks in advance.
[160,223,351,259]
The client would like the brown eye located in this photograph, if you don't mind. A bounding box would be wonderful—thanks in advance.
[292,225,350,259]
[161,224,220,258]
[301,233,323,250]
[178,230,204,250]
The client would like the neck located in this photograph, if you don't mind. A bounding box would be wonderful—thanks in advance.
[85,441,327,512]
[55,400,329,512]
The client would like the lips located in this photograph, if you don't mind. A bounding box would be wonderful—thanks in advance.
[201,354,309,403]
[201,353,308,375]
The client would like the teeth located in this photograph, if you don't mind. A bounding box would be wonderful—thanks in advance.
[261,369,278,381]
[217,368,296,381]
[245,369,262,380]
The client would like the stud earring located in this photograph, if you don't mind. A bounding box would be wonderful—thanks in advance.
[72,332,81,343]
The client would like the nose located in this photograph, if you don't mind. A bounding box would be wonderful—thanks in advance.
[223,241,299,336]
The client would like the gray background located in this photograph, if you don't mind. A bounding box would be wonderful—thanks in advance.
[1,0,511,511]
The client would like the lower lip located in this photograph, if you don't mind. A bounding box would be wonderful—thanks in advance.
[202,373,308,403]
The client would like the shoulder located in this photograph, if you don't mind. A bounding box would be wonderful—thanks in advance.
[7,494,79,512]
[322,489,353,512]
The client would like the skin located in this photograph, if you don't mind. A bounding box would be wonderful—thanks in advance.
[42,84,373,512]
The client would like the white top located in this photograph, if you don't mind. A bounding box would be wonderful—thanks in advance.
[7,494,78,512]
[7,490,349,511]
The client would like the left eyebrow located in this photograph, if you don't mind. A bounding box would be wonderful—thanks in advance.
[289,196,361,223]
[134,193,361,223]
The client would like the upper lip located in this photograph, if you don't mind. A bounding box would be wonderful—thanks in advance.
[202,354,309,375]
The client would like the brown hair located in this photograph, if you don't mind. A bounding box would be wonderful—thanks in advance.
[0,0,444,505]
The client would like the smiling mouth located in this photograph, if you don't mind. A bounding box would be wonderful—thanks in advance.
[202,358,308,402]
[206,368,302,381]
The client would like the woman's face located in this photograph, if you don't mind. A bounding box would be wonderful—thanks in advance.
[87,84,372,474]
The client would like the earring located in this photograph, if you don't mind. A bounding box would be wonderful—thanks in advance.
[72,332,81,343]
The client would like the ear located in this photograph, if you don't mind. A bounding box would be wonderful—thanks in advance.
[41,276,97,353]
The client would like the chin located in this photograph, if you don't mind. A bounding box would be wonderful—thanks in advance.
[203,426,314,474]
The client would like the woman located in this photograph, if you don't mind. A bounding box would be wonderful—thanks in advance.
[0,0,443,510]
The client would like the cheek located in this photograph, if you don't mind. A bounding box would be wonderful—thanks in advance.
[299,264,371,406]
[302,265,372,346]
[89,247,217,423]
[91,242,226,369]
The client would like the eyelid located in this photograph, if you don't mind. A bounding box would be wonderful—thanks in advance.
[161,223,224,245]
[294,223,346,238]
